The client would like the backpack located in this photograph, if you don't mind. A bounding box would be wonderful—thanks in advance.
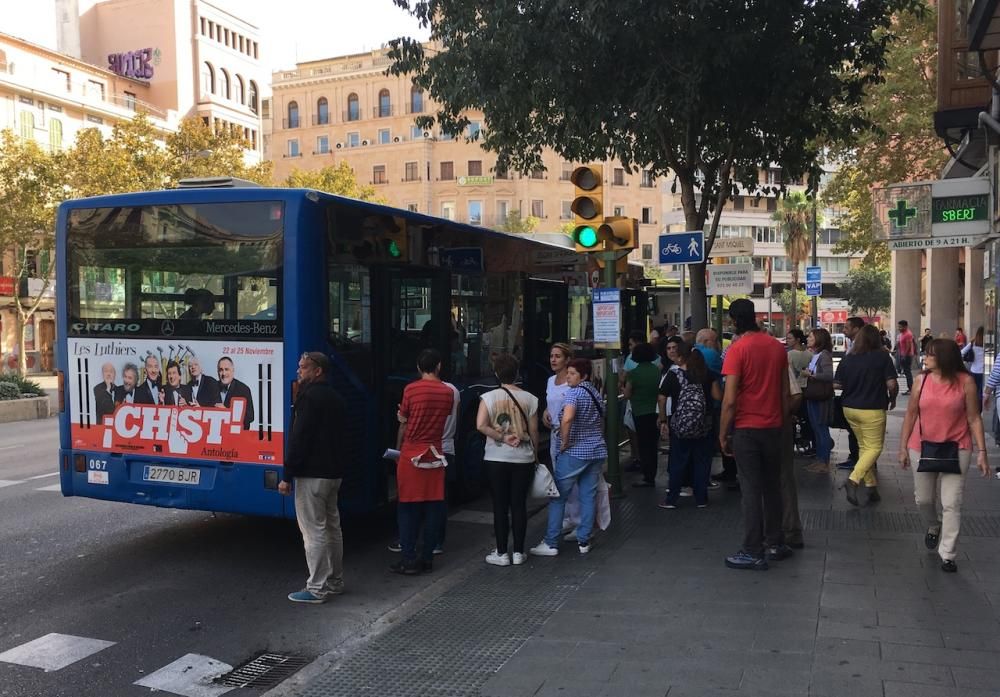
[670,369,709,439]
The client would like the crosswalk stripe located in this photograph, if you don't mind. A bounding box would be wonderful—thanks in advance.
[26,472,59,480]
[36,484,62,492]
[0,633,115,672]
[133,654,235,697]
[0,480,19,489]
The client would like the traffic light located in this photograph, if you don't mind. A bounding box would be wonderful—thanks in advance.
[570,165,603,252]
[599,216,638,252]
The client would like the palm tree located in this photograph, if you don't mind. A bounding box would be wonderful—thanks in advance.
[773,191,814,328]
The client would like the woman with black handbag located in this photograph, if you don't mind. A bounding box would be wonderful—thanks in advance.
[801,328,835,473]
[898,339,989,573]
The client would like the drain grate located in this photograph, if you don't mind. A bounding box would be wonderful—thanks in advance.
[215,652,310,689]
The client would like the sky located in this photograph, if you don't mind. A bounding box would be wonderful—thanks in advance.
[0,0,430,72]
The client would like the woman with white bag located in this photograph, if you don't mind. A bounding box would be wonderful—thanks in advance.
[477,354,539,567]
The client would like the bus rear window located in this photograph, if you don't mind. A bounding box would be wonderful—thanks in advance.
[66,202,282,338]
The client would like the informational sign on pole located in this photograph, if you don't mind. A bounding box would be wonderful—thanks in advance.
[592,287,621,349]
[706,263,753,295]
[658,231,705,265]
[805,265,822,297]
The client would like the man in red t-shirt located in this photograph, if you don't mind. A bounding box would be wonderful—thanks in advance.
[895,320,916,394]
[720,299,790,571]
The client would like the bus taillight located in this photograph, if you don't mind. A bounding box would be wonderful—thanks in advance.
[57,370,65,413]
[74,454,86,472]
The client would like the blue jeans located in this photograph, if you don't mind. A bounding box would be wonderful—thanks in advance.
[544,453,604,547]
[398,501,443,563]
[806,400,832,463]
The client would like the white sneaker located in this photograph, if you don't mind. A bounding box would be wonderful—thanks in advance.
[511,552,526,565]
[679,487,694,497]
[578,542,591,554]
[529,541,559,556]
[485,550,511,566]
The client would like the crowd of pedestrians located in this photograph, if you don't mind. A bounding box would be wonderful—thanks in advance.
[276,307,994,604]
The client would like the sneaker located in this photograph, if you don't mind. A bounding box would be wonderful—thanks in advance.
[679,487,694,497]
[563,530,578,542]
[387,540,402,553]
[708,481,721,490]
[288,589,327,604]
[529,541,559,556]
[511,552,526,566]
[578,542,591,554]
[658,500,677,509]
[924,530,940,550]
[725,551,769,571]
[696,503,708,509]
[765,544,794,561]
[836,460,857,470]
[432,546,444,555]
[866,487,881,503]
[322,583,345,596]
[941,559,958,573]
[389,559,422,575]
[485,550,511,566]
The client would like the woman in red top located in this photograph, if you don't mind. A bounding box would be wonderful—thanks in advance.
[393,348,456,575]
[898,339,989,573]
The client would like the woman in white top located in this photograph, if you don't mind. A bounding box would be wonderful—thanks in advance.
[543,343,574,465]
[477,353,539,567]
[962,326,986,402]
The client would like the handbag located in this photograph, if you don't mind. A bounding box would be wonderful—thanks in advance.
[531,462,560,498]
[804,377,834,401]
[915,377,962,474]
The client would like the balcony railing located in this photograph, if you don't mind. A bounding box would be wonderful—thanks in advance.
[343,110,361,122]
[283,118,300,129]
[373,106,395,118]
[406,103,424,114]
[312,114,330,126]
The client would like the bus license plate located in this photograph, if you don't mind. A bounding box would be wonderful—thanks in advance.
[142,465,201,485]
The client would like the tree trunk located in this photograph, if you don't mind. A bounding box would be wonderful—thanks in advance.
[15,299,27,376]
[680,181,709,330]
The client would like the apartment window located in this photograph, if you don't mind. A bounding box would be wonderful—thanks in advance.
[347,131,360,148]
[497,200,510,223]
[208,21,214,39]
[378,128,391,145]
[467,160,482,176]
[612,168,625,186]
[642,244,653,260]
[530,167,544,180]
[468,201,483,225]
[641,170,655,188]
[288,139,299,157]
[219,69,230,99]
[87,80,105,99]
[373,165,387,185]
[560,162,574,180]
[253,42,258,59]
[441,202,456,220]
[286,101,299,128]
[439,129,454,141]
[404,161,419,181]
[641,207,652,224]
[560,201,572,220]
[407,203,419,212]
[750,196,762,209]
[19,111,33,139]
[239,35,245,52]
[52,68,70,92]
[495,163,509,179]
[410,86,423,113]
[530,200,544,218]
[378,89,391,117]
[248,81,259,114]
[410,125,424,140]
[200,17,206,34]
[234,75,244,104]
[317,97,329,125]
[767,198,777,213]
[124,91,137,111]
[201,62,214,95]
[440,161,454,181]
[224,28,230,44]
[733,196,745,211]
[316,135,329,154]
[347,93,359,121]
[251,129,257,149]
[467,121,481,139]
[613,205,625,216]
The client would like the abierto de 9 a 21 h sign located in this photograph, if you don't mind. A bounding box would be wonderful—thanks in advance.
[68,338,283,464]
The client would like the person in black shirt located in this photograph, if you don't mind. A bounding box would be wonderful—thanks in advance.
[187,357,220,407]
[216,357,254,428]
[134,355,162,404]
[280,351,347,604]
[162,361,193,406]
[93,362,118,420]
[835,325,898,505]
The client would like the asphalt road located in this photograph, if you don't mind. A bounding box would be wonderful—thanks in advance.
[0,417,497,697]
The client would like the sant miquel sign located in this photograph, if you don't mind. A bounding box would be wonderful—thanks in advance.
[108,48,159,80]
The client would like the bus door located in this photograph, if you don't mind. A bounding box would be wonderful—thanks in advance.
[370,266,452,465]
[523,278,568,398]
[621,288,649,340]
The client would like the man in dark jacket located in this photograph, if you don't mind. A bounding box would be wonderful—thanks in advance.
[216,356,254,428]
[279,351,346,604]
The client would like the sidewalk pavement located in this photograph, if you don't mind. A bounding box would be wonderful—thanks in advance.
[287,398,1000,697]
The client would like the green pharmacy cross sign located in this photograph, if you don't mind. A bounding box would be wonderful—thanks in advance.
[888,199,917,228]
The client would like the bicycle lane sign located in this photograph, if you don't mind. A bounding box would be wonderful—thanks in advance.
[659,231,705,265]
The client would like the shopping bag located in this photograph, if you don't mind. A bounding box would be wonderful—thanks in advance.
[531,462,560,498]
[623,400,636,432]
[596,478,611,531]
[710,456,724,477]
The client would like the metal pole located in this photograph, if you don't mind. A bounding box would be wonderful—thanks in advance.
[811,197,819,328]
[602,250,623,497]
[679,264,685,331]
[715,293,723,337]
[768,295,773,334]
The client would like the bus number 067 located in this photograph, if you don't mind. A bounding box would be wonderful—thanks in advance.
[88,458,108,470]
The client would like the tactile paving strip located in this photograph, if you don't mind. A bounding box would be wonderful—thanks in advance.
[298,500,642,697]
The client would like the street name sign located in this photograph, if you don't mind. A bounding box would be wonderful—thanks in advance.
[708,236,754,258]
[659,231,705,265]
[706,263,753,295]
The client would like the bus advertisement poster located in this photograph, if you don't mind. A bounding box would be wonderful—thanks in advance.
[67,338,283,464]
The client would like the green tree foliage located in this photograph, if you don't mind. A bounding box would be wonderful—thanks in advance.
[772,192,816,290]
[824,5,945,267]
[283,162,384,202]
[0,130,65,373]
[776,288,811,327]
[165,117,273,185]
[388,0,920,329]
[497,210,539,234]
[840,265,891,317]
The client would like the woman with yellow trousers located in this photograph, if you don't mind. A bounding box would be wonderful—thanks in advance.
[833,325,898,505]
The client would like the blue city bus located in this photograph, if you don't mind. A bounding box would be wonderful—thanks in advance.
[56,182,646,518]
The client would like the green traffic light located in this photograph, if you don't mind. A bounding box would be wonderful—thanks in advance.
[387,239,402,258]
[577,226,598,248]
